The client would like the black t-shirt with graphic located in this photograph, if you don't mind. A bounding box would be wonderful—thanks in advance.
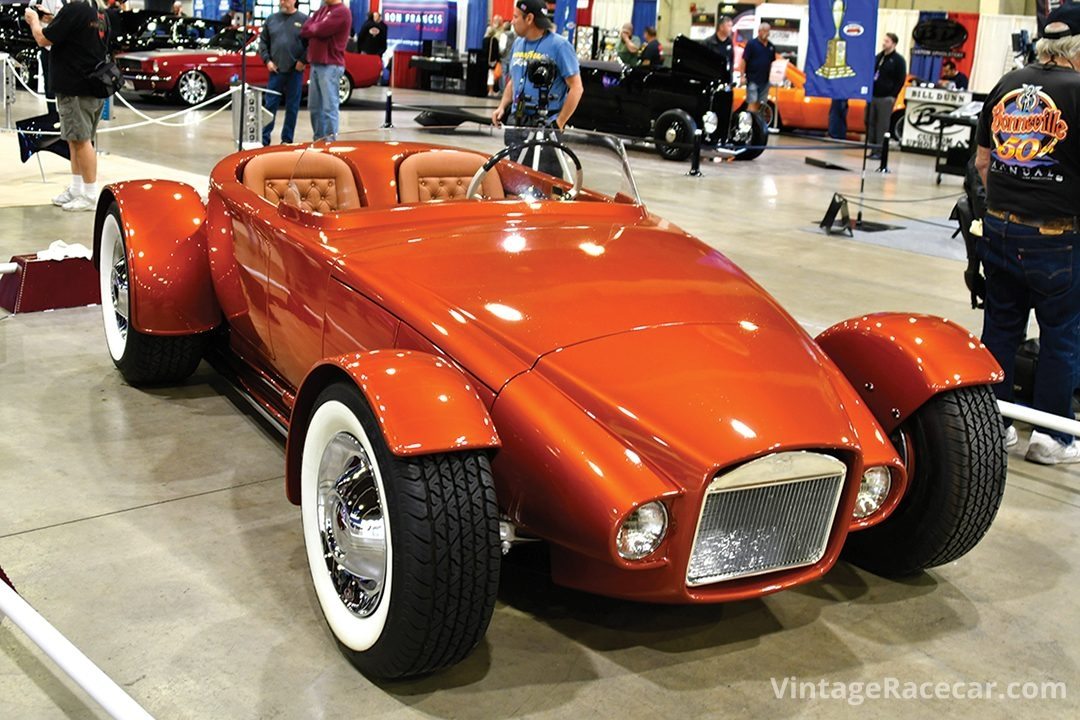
[43,1,108,97]
[976,63,1080,219]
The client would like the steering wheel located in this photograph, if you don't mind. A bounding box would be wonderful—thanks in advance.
[466,138,583,201]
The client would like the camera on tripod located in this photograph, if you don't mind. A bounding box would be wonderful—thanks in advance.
[513,57,558,127]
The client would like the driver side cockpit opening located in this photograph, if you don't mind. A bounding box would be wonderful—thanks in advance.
[396,150,505,204]
[242,151,365,213]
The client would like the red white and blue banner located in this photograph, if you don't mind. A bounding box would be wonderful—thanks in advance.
[804,0,878,100]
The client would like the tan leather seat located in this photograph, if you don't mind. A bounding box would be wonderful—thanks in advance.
[243,151,362,213]
[397,150,505,203]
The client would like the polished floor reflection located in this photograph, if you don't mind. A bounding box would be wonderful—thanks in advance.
[0,87,1076,719]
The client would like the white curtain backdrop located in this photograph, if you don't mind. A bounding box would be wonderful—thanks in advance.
[590,0,635,32]
[971,14,1038,93]
[876,8,920,65]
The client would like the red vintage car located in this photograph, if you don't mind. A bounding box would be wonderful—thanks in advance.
[92,129,1007,680]
[117,26,382,106]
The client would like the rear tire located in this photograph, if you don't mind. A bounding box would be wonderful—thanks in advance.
[843,385,1007,576]
[300,382,501,679]
[98,202,206,385]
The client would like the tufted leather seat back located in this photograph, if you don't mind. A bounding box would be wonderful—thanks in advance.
[243,151,362,213]
[397,150,505,203]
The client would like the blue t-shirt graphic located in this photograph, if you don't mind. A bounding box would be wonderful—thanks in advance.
[508,31,579,123]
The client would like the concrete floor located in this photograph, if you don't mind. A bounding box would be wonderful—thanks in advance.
[0,87,1077,719]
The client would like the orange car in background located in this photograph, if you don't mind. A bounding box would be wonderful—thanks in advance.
[734,64,913,138]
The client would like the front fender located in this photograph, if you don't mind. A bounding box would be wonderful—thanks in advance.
[284,351,501,504]
[816,313,1003,432]
[93,182,220,335]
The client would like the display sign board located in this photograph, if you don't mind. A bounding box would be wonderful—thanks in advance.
[805,0,877,100]
[383,0,457,52]
[690,13,716,41]
[901,85,973,152]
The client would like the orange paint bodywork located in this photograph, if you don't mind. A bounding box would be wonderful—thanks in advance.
[97,140,1000,603]
[733,65,913,133]
[93,182,221,335]
[816,313,1004,433]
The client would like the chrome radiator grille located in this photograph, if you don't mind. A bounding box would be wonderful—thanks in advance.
[686,452,846,587]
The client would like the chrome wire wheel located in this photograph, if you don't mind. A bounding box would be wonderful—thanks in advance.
[337,72,353,105]
[178,71,209,106]
[316,431,387,618]
[730,110,755,144]
[99,212,129,362]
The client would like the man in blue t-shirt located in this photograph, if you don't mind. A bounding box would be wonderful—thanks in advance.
[491,0,582,131]
[739,22,776,115]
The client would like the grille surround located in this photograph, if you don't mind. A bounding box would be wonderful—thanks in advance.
[686,452,847,587]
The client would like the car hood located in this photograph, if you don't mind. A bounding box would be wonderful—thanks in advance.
[331,212,809,391]
[531,322,863,485]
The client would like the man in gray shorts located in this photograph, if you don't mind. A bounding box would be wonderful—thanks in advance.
[25,1,108,212]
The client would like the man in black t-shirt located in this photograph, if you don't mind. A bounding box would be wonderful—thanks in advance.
[25,0,108,212]
[973,5,1080,464]
[740,23,776,115]
[639,26,662,67]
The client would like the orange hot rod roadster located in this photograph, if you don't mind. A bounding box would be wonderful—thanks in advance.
[92,128,1007,680]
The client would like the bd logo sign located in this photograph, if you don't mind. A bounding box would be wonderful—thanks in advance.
[912,18,969,53]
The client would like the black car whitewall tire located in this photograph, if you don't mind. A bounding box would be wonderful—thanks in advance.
[177,70,210,106]
[98,202,205,385]
[653,109,696,162]
[843,385,1007,576]
[300,383,501,679]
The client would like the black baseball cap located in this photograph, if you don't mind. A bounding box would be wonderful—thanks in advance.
[516,0,553,31]
[1041,4,1080,39]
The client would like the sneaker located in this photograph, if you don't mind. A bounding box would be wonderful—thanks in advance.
[1005,425,1019,449]
[52,187,77,207]
[61,194,95,212]
[1025,429,1080,465]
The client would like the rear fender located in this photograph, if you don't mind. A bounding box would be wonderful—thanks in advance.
[93,182,220,335]
[816,313,1003,433]
[284,351,501,504]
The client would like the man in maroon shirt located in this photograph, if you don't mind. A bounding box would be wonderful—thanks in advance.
[301,0,351,140]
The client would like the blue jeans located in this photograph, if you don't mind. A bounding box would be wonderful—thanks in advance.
[309,63,344,141]
[978,214,1080,443]
[262,70,303,145]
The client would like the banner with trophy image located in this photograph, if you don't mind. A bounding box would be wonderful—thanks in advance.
[805,0,878,100]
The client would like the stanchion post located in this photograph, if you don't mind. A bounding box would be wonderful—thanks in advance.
[382,89,393,128]
[686,129,703,177]
[1,53,15,130]
[877,131,891,173]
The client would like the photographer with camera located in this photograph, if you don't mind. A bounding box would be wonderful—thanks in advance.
[491,0,582,177]
[491,0,582,133]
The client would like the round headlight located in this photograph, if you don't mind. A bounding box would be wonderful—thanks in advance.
[854,467,892,519]
[702,111,719,137]
[617,501,668,560]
